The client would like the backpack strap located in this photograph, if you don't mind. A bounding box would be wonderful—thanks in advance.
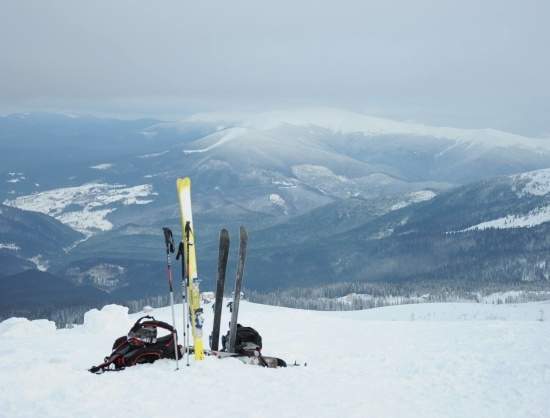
[89,352,124,374]
[140,319,176,334]
[129,316,155,333]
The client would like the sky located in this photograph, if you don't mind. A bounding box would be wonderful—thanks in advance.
[0,0,549,136]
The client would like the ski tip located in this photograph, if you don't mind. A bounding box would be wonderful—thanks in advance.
[176,177,191,189]
[220,228,229,238]
[239,226,248,238]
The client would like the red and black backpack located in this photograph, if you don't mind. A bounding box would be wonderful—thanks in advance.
[89,315,182,373]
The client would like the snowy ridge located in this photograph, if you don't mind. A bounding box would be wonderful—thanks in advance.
[512,168,550,197]
[182,127,248,154]
[391,190,436,210]
[0,301,549,418]
[3,183,155,235]
[457,206,550,232]
[184,107,550,150]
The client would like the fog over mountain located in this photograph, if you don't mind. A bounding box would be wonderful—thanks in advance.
[1,1,549,135]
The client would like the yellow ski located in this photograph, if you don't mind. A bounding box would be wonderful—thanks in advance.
[176,177,205,360]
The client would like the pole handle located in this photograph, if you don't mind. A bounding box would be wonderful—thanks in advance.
[162,227,175,253]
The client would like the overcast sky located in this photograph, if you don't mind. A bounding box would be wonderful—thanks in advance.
[1,0,548,135]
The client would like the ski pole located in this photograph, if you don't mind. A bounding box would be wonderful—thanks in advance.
[184,221,193,365]
[162,227,180,370]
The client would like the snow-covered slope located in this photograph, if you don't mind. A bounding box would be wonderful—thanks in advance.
[512,168,550,197]
[3,183,156,236]
[461,206,550,231]
[456,168,550,232]
[1,301,549,418]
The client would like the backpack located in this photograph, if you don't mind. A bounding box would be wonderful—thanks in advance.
[221,324,262,354]
[89,315,181,373]
[220,324,287,368]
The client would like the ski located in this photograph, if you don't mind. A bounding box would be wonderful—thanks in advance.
[208,350,287,368]
[235,355,287,368]
[210,228,230,351]
[228,226,248,353]
[176,177,205,361]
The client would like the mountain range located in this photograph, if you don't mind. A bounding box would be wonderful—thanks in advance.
[1,109,550,320]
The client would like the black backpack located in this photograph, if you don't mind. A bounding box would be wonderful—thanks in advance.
[89,315,181,373]
[222,324,263,354]
[220,324,287,368]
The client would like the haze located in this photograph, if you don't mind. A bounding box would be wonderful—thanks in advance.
[1,0,548,136]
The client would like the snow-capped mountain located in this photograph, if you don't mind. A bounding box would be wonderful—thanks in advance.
[164,107,550,183]
[2,112,550,312]
[184,107,550,150]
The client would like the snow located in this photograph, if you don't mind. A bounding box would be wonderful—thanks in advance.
[269,193,287,213]
[28,254,49,271]
[185,107,550,150]
[3,183,155,235]
[391,190,436,210]
[272,179,297,189]
[90,163,114,170]
[5,172,25,183]
[512,168,550,197]
[480,290,550,305]
[1,301,549,418]
[449,169,550,232]
[0,243,20,251]
[291,164,349,196]
[459,205,550,232]
[138,151,168,158]
[67,263,126,292]
[182,127,248,154]
[0,317,56,338]
[58,208,116,233]
[331,301,550,321]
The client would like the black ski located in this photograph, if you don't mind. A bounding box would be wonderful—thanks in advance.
[228,226,248,353]
[210,228,230,351]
